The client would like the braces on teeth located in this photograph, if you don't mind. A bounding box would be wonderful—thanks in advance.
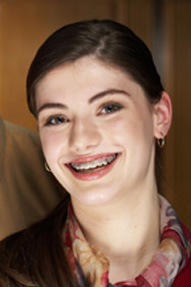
[70,154,117,171]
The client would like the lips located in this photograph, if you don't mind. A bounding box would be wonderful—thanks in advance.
[70,154,117,172]
[65,153,119,181]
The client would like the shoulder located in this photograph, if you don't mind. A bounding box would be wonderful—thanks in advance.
[172,256,191,286]
[0,118,41,177]
[0,198,69,285]
[172,224,191,286]
[0,196,69,251]
[3,119,40,155]
[0,119,64,240]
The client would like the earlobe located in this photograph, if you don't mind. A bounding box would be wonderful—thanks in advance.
[153,91,173,139]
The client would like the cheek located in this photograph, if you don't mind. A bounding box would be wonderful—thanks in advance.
[100,114,141,143]
[39,131,65,163]
[101,112,154,147]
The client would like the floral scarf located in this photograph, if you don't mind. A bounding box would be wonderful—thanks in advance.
[63,196,191,287]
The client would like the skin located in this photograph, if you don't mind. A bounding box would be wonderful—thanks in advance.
[36,56,172,282]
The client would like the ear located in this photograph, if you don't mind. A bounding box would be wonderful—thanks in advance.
[153,91,173,139]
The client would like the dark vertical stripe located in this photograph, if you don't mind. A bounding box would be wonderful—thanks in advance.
[153,0,164,79]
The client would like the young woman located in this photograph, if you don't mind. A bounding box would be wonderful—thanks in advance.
[0,19,190,287]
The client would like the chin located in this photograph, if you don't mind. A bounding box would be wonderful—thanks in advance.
[71,188,117,207]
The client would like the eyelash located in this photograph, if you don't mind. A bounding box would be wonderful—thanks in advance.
[43,103,123,126]
[98,102,123,115]
[44,115,68,126]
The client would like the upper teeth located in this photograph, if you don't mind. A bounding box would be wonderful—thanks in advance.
[70,154,116,171]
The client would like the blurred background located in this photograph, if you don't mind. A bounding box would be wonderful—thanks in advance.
[0,0,191,229]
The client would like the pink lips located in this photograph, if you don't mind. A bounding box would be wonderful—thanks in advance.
[65,153,120,181]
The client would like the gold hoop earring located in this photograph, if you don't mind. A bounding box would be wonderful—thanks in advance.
[157,133,165,148]
[45,162,51,172]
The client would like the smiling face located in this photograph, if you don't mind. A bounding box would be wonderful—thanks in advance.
[36,56,163,206]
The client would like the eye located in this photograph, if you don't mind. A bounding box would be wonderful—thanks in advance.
[99,103,123,115]
[44,115,68,126]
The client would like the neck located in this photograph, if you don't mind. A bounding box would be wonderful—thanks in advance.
[71,184,160,282]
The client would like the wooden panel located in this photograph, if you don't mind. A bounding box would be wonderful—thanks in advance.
[163,0,191,230]
[113,0,154,49]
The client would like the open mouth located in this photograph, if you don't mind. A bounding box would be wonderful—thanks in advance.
[68,153,118,174]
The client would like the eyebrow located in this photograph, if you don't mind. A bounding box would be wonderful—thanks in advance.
[37,88,130,116]
[37,103,67,116]
[89,89,130,104]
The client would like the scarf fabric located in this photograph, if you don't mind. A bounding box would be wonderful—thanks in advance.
[63,196,191,287]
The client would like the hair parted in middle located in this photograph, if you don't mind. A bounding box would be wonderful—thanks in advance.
[27,19,164,117]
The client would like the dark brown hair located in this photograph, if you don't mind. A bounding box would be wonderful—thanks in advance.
[0,19,164,287]
[27,19,163,116]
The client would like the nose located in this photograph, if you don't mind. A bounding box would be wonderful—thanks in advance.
[69,118,102,154]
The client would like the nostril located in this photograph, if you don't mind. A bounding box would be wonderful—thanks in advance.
[69,122,102,152]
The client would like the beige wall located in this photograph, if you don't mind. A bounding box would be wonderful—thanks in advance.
[0,0,191,229]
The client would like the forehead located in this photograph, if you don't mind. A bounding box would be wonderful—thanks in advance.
[35,56,152,118]
[34,56,150,114]
[36,56,138,94]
